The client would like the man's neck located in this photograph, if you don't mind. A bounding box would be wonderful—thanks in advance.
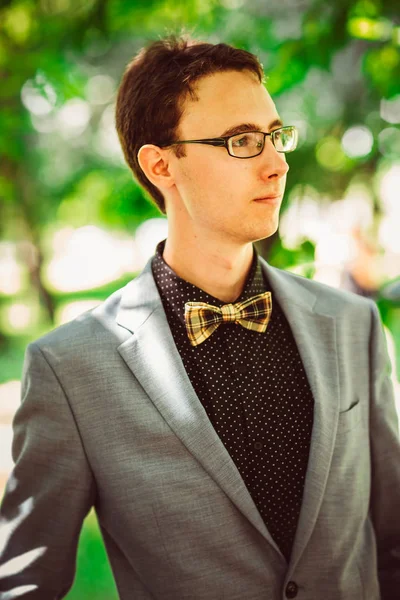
[162,236,254,303]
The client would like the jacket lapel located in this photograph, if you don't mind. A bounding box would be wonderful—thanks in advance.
[116,257,340,569]
[261,258,340,570]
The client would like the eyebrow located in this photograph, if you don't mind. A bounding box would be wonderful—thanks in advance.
[220,118,283,138]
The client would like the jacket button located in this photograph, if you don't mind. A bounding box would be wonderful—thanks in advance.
[285,581,298,598]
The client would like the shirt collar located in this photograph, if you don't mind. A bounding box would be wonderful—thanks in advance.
[152,239,269,326]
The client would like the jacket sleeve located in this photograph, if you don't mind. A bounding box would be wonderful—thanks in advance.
[0,342,96,599]
[368,301,400,599]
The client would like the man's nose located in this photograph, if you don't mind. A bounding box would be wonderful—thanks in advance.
[259,140,289,179]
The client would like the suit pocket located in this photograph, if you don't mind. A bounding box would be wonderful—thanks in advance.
[337,400,362,435]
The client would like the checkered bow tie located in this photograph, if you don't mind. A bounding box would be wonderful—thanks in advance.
[184,291,272,347]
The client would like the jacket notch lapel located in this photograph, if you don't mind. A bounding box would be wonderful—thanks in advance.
[261,260,341,570]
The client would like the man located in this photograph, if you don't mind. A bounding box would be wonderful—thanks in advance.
[0,36,399,600]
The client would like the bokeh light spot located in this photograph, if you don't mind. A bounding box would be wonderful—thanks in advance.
[135,219,169,264]
[46,226,137,292]
[56,300,100,326]
[341,126,373,158]
[0,243,22,295]
[21,78,57,116]
[380,95,400,124]
[56,99,91,139]
[7,304,33,330]
[348,17,392,41]
[378,164,400,214]
[378,128,400,157]
[316,137,347,170]
[85,75,116,105]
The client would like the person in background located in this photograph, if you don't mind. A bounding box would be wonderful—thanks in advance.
[0,35,399,600]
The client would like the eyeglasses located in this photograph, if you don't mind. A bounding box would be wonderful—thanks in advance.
[162,126,298,159]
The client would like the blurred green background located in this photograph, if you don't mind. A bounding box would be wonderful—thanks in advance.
[0,0,399,598]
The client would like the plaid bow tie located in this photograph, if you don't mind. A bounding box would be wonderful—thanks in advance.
[184,291,272,347]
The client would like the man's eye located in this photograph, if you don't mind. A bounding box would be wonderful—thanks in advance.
[232,135,250,147]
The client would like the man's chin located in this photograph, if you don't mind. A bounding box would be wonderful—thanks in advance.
[250,222,279,244]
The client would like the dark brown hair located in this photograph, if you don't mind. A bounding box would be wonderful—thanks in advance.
[115,35,264,213]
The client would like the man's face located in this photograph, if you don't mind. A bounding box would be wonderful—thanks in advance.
[166,69,289,246]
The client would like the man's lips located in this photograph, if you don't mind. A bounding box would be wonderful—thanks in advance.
[253,194,282,203]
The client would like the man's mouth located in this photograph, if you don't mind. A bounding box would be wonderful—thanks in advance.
[253,194,281,203]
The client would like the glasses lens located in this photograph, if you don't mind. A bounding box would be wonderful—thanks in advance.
[273,126,298,152]
[229,132,264,157]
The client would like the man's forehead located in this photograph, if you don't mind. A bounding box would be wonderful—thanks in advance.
[179,70,279,135]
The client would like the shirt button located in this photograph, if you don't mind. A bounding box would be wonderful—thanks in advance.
[285,581,298,598]
[254,441,263,450]
[237,363,247,374]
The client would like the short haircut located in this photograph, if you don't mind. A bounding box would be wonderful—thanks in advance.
[115,35,264,213]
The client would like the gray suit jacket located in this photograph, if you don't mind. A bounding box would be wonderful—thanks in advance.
[0,257,399,600]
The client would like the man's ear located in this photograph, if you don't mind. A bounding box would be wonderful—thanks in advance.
[137,144,175,190]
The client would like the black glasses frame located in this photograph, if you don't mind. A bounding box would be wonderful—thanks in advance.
[161,125,298,159]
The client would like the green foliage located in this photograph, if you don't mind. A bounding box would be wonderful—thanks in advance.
[1,0,399,240]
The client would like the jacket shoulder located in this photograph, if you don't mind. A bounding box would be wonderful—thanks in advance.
[31,284,128,357]
[263,260,375,320]
[283,267,372,303]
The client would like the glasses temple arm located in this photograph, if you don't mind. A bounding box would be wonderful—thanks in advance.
[168,139,226,147]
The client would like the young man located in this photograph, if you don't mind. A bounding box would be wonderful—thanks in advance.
[0,36,399,600]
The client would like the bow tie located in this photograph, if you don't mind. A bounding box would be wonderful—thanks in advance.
[184,291,272,347]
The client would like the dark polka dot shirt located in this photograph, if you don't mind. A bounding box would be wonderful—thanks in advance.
[152,240,314,562]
